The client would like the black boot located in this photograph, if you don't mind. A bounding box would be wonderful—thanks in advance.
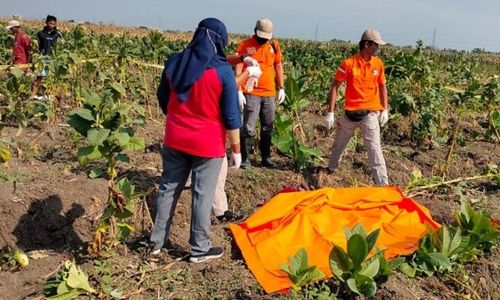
[240,136,253,169]
[260,134,276,168]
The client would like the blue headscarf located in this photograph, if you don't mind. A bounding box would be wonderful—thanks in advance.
[164,18,229,102]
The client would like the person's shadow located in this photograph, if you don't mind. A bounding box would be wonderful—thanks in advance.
[12,195,85,254]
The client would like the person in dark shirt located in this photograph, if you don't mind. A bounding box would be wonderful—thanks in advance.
[37,15,63,55]
[33,15,63,97]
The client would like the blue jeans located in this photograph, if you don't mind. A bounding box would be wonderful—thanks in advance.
[149,147,223,255]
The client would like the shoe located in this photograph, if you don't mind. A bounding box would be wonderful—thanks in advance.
[189,247,224,263]
[216,210,245,223]
[150,248,162,255]
[261,157,276,168]
[240,158,251,169]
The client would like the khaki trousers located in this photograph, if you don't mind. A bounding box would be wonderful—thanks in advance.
[327,111,388,186]
[185,156,228,216]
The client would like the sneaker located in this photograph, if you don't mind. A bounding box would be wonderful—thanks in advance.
[189,247,224,263]
[216,210,245,223]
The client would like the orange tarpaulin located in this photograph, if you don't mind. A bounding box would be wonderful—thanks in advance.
[229,186,439,293]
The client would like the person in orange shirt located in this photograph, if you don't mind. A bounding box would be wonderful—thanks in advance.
[235,18,285,168]
[324,29,389,186]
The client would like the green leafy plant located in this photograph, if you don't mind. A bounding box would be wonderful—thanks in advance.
[68,85,144,180]
[400,202,499,278]
[43,260,96,299]
[455,201,500,252]
[280,248,326,291]
[91,177,141,254]
[272,112,323,171]
[328,225,397,297]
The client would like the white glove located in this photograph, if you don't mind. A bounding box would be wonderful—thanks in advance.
[379,109,389,127]
[243,56,259,67]
[325,112,335,130]
[238,90,246,110]
[228,152,242,172]
[277,88,286,105]
[246,66,262,78]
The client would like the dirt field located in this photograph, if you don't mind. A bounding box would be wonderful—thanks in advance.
[0,104,498,299]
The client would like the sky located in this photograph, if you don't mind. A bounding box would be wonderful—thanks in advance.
[2,0,500,52]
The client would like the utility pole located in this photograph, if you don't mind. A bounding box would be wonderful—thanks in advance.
[432,28,436,49]
[314,24,319,41]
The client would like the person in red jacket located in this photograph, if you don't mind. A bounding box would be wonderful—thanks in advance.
[150,18,244,263]
[5,20,32,67]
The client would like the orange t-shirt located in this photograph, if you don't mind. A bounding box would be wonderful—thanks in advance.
[335,54,385,111]
[236,37,282,97]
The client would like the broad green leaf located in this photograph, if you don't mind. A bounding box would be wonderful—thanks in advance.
[329,245,351,279]
[123,137,145,152]
[110,82,126,96]
[272,135,294,155]
[47,289,82,300]
[66,263,96,293]
[360,257,380,278]
[440,226,451,255]
[448,228,463,255]
[355,274,377,297]
[346,278,361,296]
[366,229,381,253]
[280,262,291,274]
[68,115,92,136]
[116,222,134,240]
[115,131,130,147]
[116,177,134,199]
[87,128,110,147]
[77,146,103,166]
[115,153,130,163]
[347,234,368,269]
[399,262,417,277]
[88,169,104,179]
[69,108,95,121]
[56,281,70,295]
[297,144,323,160]
[427,253,452,269]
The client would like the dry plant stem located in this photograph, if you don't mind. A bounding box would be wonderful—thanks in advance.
[406,173,495,195]
[444,274,481,300]
[442,112,462,179]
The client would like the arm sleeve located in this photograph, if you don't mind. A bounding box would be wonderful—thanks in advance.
[273,41,282,64]
[334,60,348,81]
[378,61,386,84]
[235,42,245,56]
[36,32,43,53]
[156,70,170,115]
[217,66,242,130]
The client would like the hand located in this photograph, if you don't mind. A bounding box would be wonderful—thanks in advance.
[277,88,286,105]
[228,152,242,171]
[379,109,389,127]
[243,56,259,67]
[246,66,262,78]
[238,90,246,110]
[324,112,335,130]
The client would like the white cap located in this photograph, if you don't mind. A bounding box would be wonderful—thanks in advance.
[5,20,20,30]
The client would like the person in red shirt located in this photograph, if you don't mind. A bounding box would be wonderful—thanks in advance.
[235,18,285,168]
[150,18,247,263]
[324,29,389,186]
[5,20,32,67]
